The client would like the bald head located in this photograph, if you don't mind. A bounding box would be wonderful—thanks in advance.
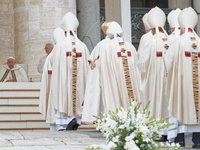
[7,57,15,69]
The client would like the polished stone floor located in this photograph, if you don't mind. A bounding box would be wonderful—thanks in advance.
[0,129,196,150]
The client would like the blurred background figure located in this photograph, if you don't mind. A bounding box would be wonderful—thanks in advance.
[0,57,28,82]
[37,43,54,74]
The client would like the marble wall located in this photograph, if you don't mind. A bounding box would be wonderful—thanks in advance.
[0,0,76,81]
[14,0,76,81]
[0,0,15,65]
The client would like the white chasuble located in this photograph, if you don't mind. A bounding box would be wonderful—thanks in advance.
[167,28,200,125]
[100,38,142,112]
[0,64,28,82]
[137,27,169,120]
[81,38,110,125]
[39,52,55,124]
[82,37,142,124]
[165,27,182,142]
[50,36,89,118]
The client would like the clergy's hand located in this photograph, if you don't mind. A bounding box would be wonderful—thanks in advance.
[6,79,14,82]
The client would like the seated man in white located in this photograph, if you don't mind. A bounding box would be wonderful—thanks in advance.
[0,57,28,82]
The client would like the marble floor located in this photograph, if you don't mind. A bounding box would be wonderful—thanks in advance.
[0,129,195,150]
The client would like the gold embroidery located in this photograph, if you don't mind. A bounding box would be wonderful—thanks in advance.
[91,56,100,70]
[192,52,199,122]
[118,42,134,100]
[11,70,17,82]
[0,69,9,82]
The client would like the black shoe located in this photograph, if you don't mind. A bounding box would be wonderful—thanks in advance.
[58,129,65,131]
[178,142,185,147]
[155,135,168,142]
[192,144,200,149]
[174,133,185,147]
[66,118,77,130]
[73,123,80,130]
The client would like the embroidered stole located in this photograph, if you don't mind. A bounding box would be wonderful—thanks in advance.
[72,42,77,116]
[11,70,17,82]
[66,41,82,116]
[0,69,17,82]
[118,41,134,100]
[190,36,199,122]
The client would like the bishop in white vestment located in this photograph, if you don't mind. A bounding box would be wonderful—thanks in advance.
[165,8,183,143]
[137,11,154,57]
[39,27,65,131]
[49,12,89,130]
[81,21,111,125]
[82,21,142,125]
[166,7,200,148]
[0,57,28,82]
[137,7,169,120]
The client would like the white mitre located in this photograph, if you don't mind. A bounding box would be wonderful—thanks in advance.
[61,12,79,32]
[178,7,198,29]
[147,6,166,28]
[106,21,123,38]
[53,27,65,44]
[167,10,175,27]
[168,8,181,28]
[143,13,151,32]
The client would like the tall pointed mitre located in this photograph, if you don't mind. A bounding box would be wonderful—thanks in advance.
[178,7,198,29]
[60,12,79,50]
[147,7,167,51]
[147,6,166,28]
[168,8,181,28]
[142,13,151,32]
[53,27,65,44]
[101,21,112,36]
[178,7,198,52]
[61,12,79,32]
[106,21,123,38]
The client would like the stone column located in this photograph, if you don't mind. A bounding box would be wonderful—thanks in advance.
[168,0,192,9]
[105,0,132,43]
[0,0,14,64]
[77,0,101,52]
[14,0,76,81]
[193,0,200,35]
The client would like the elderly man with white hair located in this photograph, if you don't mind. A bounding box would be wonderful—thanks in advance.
[37,43,54,74]
[0,57,28,82]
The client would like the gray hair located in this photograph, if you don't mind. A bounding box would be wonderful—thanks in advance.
[46,43,54,48]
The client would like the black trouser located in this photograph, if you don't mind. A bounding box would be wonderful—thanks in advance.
[175,133,185,145]
[192,132,200,145]
[175,132,200,145]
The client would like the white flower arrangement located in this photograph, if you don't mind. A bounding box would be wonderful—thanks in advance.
[87,100,182,150]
